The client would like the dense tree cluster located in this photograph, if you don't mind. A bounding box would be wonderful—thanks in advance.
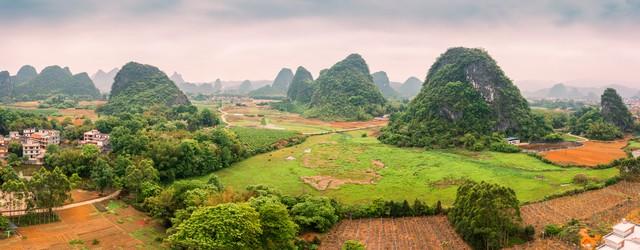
[601,88,634,132]
[380,47,549,148]
[98,62,191,115]
[569,88,631,140]
[449,181,533,249]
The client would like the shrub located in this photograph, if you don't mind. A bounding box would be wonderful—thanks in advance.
[544,224,562,236]
[572,174,589,185]
[543,133,563,142]
[342,240,366,250]
[490,142,521,153]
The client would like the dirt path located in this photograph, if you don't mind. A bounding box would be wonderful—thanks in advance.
[0,190,121,216]
[218,107,230,126]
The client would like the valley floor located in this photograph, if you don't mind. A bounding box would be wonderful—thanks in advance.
[190,129,618,205]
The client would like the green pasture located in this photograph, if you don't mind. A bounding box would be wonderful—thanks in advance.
[186,130,618,206]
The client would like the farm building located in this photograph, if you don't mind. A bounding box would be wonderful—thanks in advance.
[598,219,640,250]
[80,129,110,149]
[23,139,45,165]
[9,131,20,140]
[506,137,521,145]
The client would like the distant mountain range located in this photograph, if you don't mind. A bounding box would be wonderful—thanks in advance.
[1,65,101,101]
[91,68,119,93]
[92,69,272,95]
[524,83,640,100]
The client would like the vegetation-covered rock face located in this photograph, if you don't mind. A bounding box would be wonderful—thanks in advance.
[0,71,12,102]
[286,66,314,103]
[380,47,543,147]
[371,71,399,99]
[11,65,101,101]
[601,88,634,132]
[98,62,191,114]
[397,76,422,99]
[249,68,293,98]
[305,54,387,121]
[11,65,37,85]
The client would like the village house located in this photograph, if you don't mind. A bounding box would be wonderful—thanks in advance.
[506,137,521,145]
[23,139,45,165]
[31,129,61,147]
[0,137,7,160]
[80,129,110,149]
[22,128,36,138]
[598,219,640,250]
[9,131,20,141]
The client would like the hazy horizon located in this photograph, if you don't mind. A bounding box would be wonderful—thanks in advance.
[2,0,639,91]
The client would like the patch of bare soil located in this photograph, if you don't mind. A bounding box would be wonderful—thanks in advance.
[302,160,385,190]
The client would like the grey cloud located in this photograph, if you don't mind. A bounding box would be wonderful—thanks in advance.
[2,0,640,26]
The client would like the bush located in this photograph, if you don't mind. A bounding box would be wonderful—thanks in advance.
[572,174,589,185]
[490,142,521,153]
[585,121,623,141]
[544,224,562,236]
[543,133,563,143]
[342,240,366,250]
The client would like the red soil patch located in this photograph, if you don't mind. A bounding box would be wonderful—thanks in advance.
[540,139,629,167]
[320,216,470,250]
[0,201,165,250]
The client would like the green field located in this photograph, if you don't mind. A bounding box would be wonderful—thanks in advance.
[628,139,640,150]
[230,127,302,152]
[185,129,618,206]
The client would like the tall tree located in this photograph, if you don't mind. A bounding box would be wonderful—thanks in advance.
[29,167,72,214]
[167,203,262,249]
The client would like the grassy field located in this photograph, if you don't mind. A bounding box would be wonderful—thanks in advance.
[230,127,302,152]
[186,129,618,206]
[628,139,640,150]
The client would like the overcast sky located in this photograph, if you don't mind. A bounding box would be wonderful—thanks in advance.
[1,0,639,90]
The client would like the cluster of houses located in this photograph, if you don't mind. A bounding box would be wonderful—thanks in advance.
[0,128,109,165]
[598,219,640,250]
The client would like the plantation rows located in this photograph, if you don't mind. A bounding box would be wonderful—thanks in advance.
[320,216,469,250]
[521,181,640,231]
[505,238,574,250]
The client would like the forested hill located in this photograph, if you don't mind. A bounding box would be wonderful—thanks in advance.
[97,62,191,115]
[304,54,387,121]
[371,71,400,99]
[396,76,422,99]
[9,65,101,101]
[287,66,314,103]
[249,68,293,98]
[0,71,11,102]
[380,47,547,147]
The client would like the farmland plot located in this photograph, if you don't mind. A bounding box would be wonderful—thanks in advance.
[320,216,469,250]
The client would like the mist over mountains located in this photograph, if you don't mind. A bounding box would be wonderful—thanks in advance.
[524,83,640,100]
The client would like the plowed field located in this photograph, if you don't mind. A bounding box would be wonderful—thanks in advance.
[541,139,629,167]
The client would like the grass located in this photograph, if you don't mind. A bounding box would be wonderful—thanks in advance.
[561,133,583,142]
[185,129,619,206]
[231,127,301,152]
[627,139,640,151]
